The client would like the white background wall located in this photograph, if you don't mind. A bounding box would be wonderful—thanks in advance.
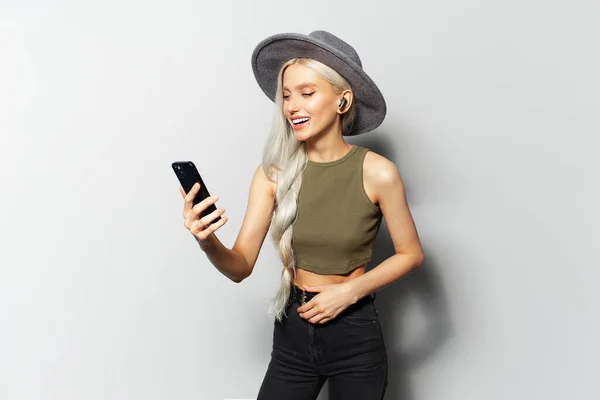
[1,1,598,399]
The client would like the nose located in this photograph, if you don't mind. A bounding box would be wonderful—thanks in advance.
[286,96,300,115]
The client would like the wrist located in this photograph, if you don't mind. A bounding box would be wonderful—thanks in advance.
[195,233,215,252]
[343,279,364,304]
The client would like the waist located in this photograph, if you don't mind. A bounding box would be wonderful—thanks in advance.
[289,282,375,305]
[292,264,367,288]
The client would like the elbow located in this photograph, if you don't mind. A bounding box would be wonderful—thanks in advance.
[230,266,252,283]
[413,251,425,268]
[231,276,244,284]
[230,272,247,283]
[229,251,253,283]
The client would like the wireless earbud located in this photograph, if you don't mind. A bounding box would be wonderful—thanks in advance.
[339,98,348,110]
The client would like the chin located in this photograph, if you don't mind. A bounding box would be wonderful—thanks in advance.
[296,126,322,141]
[294,131,312,141]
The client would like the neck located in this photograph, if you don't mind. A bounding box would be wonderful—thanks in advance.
[305,139,352,163]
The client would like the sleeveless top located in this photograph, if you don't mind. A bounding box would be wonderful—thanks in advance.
[291,144,383,274]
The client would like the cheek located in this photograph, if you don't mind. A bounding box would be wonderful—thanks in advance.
[306,97,332,118]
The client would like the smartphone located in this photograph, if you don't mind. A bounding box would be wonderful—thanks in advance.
[172,161,221,222]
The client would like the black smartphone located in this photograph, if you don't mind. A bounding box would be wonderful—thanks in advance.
[172,161,221,222]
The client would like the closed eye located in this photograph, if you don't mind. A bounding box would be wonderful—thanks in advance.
[282,92,315,100]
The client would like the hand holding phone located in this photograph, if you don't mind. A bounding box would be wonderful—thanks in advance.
[172,161,227,241]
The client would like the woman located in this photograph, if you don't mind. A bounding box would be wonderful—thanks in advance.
[179,30,424,400]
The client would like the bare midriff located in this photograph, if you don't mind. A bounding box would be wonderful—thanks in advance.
[292,263,367,287]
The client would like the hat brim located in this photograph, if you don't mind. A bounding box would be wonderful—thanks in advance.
[251,33,386,136]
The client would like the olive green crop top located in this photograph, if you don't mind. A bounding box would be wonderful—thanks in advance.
[291,144,383,274]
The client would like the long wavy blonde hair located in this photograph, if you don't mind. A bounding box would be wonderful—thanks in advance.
[261,57,358,322]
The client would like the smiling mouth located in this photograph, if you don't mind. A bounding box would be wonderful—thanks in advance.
[291,117,311,131]
[291,118,310,130]
[292,117,310,125]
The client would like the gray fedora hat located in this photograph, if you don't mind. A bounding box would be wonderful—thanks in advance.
[251,30,387,136]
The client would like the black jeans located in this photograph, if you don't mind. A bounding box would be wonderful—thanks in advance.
[257,283,388,400]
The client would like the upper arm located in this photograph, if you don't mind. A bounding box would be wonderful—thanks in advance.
[368,154,424,263]
[232,163,276,277]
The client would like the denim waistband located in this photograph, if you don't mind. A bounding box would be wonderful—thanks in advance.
[290,283,375,305]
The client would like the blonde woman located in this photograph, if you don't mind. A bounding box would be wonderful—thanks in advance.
[179,30,424,400]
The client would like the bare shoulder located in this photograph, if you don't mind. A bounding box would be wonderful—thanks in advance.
[249,162,276,209]
[363,148,404,204]
[255,163,277,198]
[363,148,423,262]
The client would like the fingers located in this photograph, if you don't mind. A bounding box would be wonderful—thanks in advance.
[187,212,229,240]
[180,182,228,240]
[181,185,218,220]
[298,303,319,320]
[183,204,228,241]
[303,311,331,325]
[297,301,338,324]
[191,196,219,216]
[196,205,226,229]
[184,201,225,229]
[182,183,201,214]
[184,197,220,226]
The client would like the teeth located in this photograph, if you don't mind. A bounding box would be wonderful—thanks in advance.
[293,117,310,124]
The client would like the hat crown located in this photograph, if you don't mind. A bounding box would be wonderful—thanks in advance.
[308,30,362,68]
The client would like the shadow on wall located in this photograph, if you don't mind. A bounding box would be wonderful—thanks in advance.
[337,136,451,400]
[310,135,452,400]
[372,236,451,399]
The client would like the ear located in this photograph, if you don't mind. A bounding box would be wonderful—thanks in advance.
[337,89,353,114]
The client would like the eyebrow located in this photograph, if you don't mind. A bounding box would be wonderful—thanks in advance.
[282,82,317,91]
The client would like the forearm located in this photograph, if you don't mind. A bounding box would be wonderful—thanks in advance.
[347,253,424,302]
[196,233,249,283]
